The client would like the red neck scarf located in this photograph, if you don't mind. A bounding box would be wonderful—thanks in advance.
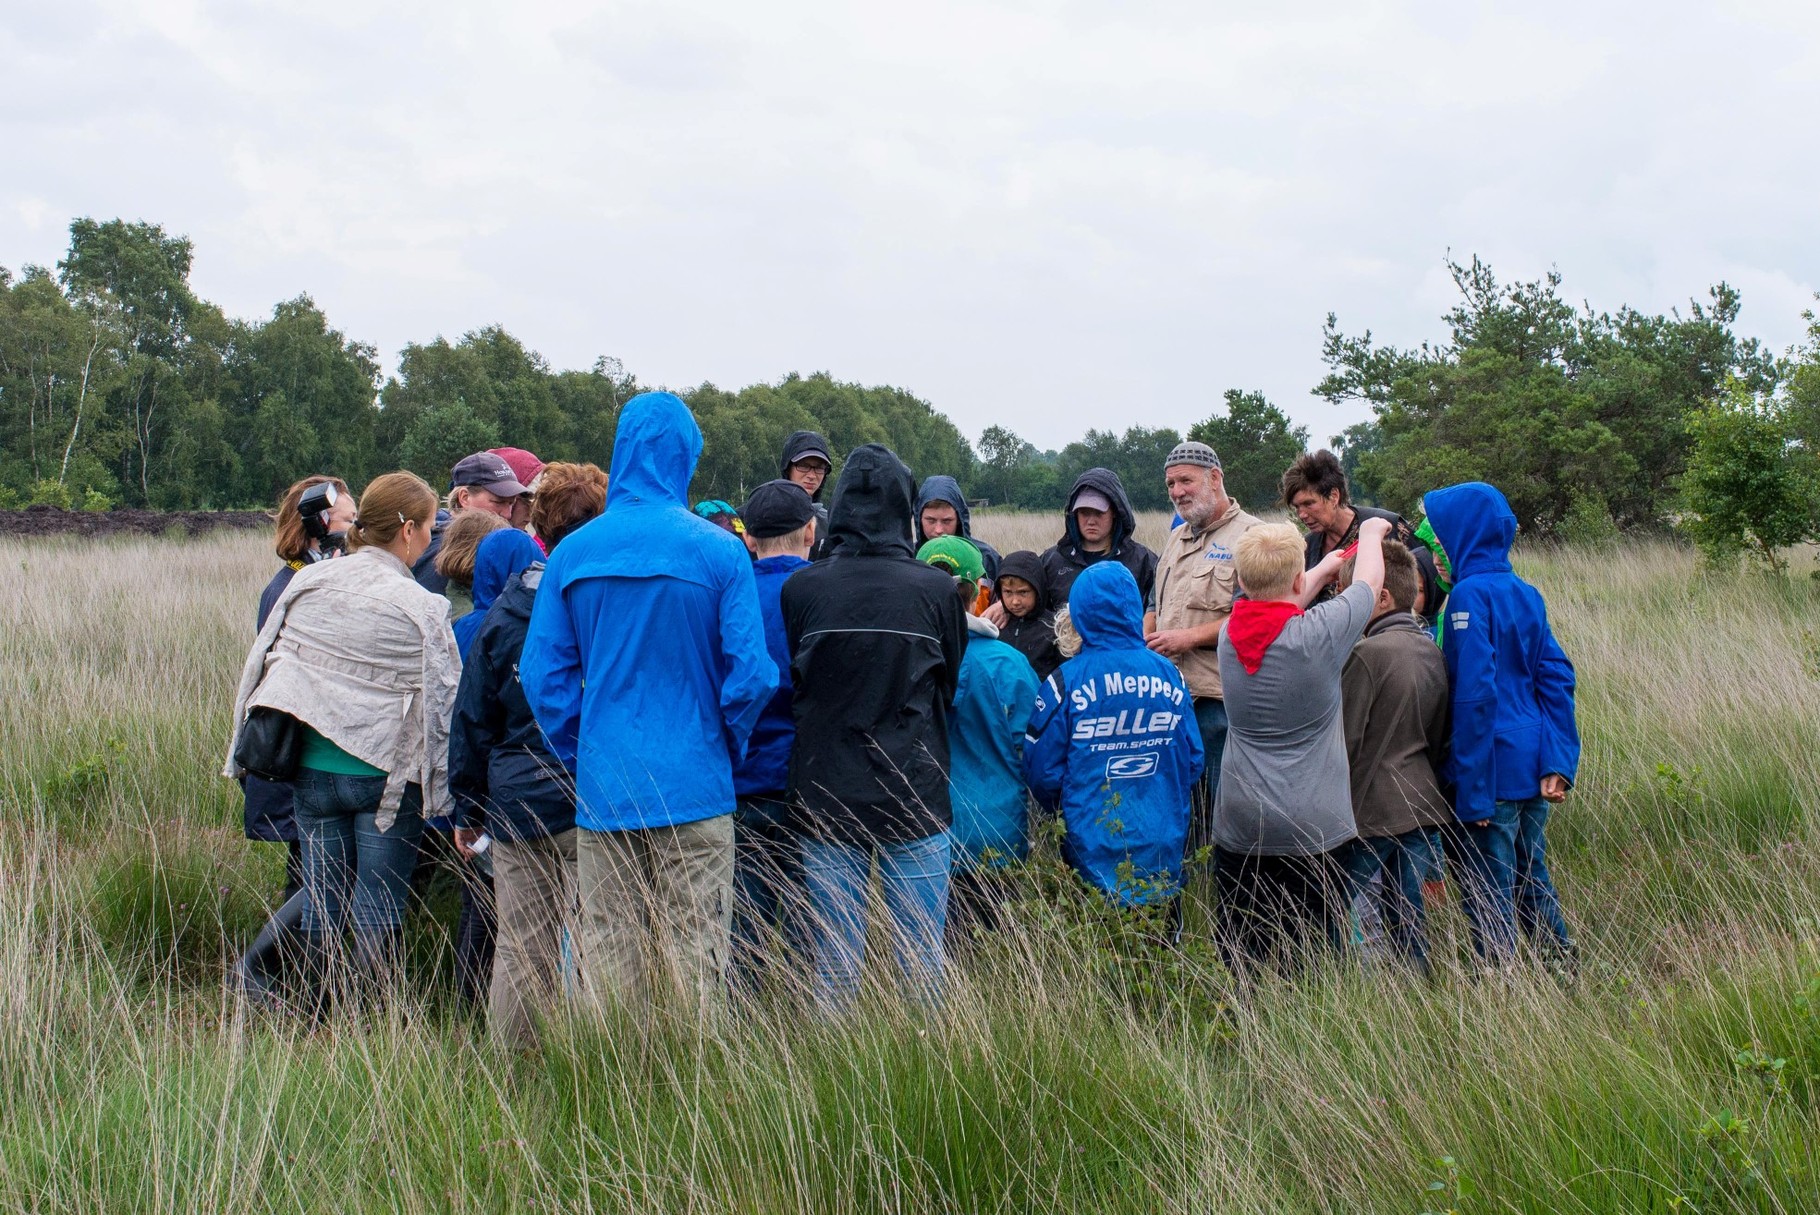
[1226,598,1303,674]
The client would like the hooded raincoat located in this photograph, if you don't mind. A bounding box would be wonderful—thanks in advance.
[992,549,1062,678]
[521,392,779,833]
[454,529,543,657]
[780,430,835,560]
[781,444,969,845]
[1023,561,1204,903]
[947,614,1040,869]
[1422,482,1580,822]
[913,475,1003,585]
[1038,468,1159,608]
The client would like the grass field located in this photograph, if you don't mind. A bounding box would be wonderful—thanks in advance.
[0,523,1817,1213]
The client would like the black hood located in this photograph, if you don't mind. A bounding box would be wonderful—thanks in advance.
[913,475,973,543]
[829,444,916,558]
[1059,468,1138,553]
[993,549,1049,612]
[779,430,833,502]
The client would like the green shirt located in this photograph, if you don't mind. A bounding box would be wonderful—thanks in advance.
[299,725,387,777]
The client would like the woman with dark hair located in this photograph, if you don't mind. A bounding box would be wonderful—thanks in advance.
[1281,451,1438,618]
[226,472,461,1008]
[232,474,354,1006]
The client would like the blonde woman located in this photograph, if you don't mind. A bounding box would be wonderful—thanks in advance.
[226,472,461,998]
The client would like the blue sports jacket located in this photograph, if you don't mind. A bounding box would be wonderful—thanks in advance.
[733,553,810,798]
[1423,482,1580,820]
[947,615,1040,869]
[1023,561,1204,903]
[521,392,779,832]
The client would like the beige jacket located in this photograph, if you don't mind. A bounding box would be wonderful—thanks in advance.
[1152,498,1261,700]
[223,546,461,830]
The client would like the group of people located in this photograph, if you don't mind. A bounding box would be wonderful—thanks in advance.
[225,393,1581,1046]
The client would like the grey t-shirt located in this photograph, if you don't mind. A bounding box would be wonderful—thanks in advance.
[1212,581,1373,856]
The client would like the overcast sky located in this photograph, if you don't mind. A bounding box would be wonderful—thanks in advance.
[4,1,1816,451]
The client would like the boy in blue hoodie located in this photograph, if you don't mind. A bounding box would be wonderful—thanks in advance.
[728,480,819,991]
[1023,561,1204,905]
[918,536,1040,952]
[1422,482,1580,966]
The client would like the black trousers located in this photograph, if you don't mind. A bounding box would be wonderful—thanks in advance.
[1212,845,1350,975]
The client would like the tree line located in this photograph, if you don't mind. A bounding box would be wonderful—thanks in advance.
[3,219,1816,564]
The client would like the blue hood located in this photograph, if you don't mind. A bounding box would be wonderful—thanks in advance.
[609,392,700,510]
[1068,561,1146,650]
[472,529,543,615]
[1424,482,1515,580]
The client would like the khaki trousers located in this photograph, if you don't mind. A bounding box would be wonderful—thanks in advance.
[575,817,734,1016]
[488,828,578,1048]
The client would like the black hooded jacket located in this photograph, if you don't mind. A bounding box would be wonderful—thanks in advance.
[992,549,1062,679]
[913,474,1003,583]
[781,444,969,845]
[1038,468,1159,609]
[448,565,577,842]
[780,429,835,560]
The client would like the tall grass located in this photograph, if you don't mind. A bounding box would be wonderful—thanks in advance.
[0,529,1816,1213]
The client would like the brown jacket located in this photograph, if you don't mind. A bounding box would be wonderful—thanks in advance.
[1152,498,1260,700]
[1340,611,1452,838]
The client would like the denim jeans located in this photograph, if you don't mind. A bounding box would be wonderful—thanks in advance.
[731,797,811,994]
[1339,830,1434,971]
[1455,797,1574,964]
[800,832,951,1015]
[1187,697,1228,855]
[292,771,425,936]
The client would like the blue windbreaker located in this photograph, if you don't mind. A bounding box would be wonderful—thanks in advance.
[1023,561,1204,903]
[521,392,779,832]
[733,553,810,797]
[1423,482,1579,821]
[948,614,1040,869]
[454,529,543,657]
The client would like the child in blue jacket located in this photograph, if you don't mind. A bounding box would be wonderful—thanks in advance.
[1423,482,1580,965]
[918,536,1039,951]
[1023,561,1204,904]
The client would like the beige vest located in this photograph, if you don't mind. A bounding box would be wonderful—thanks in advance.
[1153,499,1260,700]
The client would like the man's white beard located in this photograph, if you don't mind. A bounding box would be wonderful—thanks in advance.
[1180,495,1218,529]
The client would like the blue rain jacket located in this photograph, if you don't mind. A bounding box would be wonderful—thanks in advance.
[733,553,810,797]
[454,529,543,657]
[947,615,1040,869]
[521,392,779,832]
[1023,561,1204,903]
[1423,482,1580,821]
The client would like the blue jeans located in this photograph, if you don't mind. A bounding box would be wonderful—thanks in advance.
[1339,830,1434,971]
[1188,698,1228,855]
[1455,798,1574,963]
[800,832,951,1015]
[293,771,425,936]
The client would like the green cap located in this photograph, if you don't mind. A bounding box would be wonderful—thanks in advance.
[917,535,985,585]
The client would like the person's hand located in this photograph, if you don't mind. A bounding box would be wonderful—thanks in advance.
[1357,516,1392,544]
[1146,629,1198,658]
[454,826,486,859]
[1540,774,1570,803]
[1309,549,1345,589]
[982,601,1009,628]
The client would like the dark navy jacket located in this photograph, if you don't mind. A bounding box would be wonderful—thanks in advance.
[1424,482,1580,820]
[449,565,576,841]
[733,553,810,798]
[1024,561,1204,904]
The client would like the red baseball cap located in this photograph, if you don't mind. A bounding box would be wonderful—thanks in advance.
[489,447,546,490]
